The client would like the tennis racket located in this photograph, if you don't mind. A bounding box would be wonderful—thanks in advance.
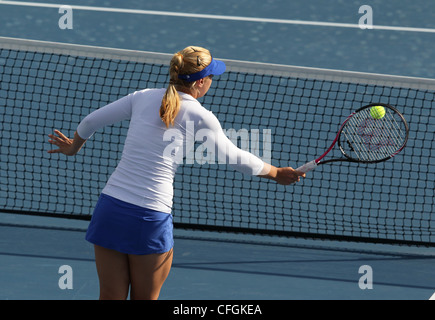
[296,103,409,173]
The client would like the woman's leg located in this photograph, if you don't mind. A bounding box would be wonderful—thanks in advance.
[94,244,131,300]
[128,248,173,300]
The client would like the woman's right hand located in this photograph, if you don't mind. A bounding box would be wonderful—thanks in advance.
[259,163,306,185]
[274,167,306,185]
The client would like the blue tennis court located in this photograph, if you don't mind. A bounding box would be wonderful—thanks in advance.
[1,0,435,78]
[0,0,434,302]
[1,213,435,300]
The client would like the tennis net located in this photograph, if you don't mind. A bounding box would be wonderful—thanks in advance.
[1,37,434,246]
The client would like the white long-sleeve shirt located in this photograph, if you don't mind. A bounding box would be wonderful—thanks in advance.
[77,88,265,213]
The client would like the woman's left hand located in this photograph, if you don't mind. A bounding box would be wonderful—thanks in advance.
[48,130,85,156]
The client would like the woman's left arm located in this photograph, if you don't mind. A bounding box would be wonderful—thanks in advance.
[47,94,133,156]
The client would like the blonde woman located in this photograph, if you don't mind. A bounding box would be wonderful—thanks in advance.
[48,46,305,300]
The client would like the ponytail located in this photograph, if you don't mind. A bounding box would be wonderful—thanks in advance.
[160,46,212,128]
[160,83,180,128]
[160,53,183,128]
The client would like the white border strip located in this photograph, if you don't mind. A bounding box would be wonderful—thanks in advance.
[222,59,435,91]
[0,36,172,66]
[1,36,434,90]
[1,1,435,34]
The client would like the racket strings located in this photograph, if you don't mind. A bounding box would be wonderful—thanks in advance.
[342,108,406,161]
[358,109,402,153]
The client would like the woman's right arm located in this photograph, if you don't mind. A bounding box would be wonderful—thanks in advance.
[200,110,305,185]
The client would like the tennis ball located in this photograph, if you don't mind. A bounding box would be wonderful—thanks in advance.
[370,105,386,119]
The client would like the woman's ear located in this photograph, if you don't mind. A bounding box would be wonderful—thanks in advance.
[195,78,205,88]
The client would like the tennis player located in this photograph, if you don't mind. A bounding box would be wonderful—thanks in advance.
[48,46,305,300]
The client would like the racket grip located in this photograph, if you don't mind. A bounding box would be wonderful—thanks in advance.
[296,160,317,173]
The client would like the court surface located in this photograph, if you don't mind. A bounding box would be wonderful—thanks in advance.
[1,214,434,300]
[0,0,434,78]
[0,0,434,301]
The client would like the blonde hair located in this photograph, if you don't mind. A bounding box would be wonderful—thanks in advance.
[160,46,212,128]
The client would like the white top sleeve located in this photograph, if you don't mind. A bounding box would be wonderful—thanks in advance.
[197,110,265,176]
[76,94,133,140]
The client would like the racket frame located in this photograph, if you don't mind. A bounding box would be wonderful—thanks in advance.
[296,103,409,173]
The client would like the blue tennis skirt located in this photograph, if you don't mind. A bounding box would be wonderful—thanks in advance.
[85,193,174,255]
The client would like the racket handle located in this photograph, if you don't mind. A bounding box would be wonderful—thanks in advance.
[296,160,318,173]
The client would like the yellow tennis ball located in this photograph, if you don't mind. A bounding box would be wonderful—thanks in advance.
[370,106,386,119]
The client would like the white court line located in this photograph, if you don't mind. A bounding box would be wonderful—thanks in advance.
[1,0,435,34]
[430,292,435,300]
